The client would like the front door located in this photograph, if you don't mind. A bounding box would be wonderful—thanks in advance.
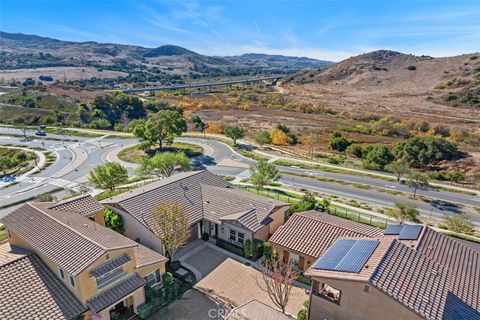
[215,224,218,238]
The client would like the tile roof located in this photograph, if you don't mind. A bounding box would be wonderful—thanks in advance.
[307,227,480,319]
[269,211,384,258]
[86,273,146,314]
[101,170,230,234]
[203,185,288,232]
[134,244,169,269]
[0,203,137,276]
[0,243,86,319]
[226,299,295,320]
[90,253,132,278]
[48,194,104,217]
[101,170,287,235]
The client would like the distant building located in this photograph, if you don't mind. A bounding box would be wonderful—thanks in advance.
[0,196,167,320]
[101,170,289,254]
[305,224,480,320]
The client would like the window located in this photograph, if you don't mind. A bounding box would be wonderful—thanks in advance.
[290,253,300,266]
[59,268,65,280]
[96,268,127,289]
[315,282,341,304]
[229,229,236,241]
[237,232,245,245]
[144,270,161,287]
[69,275,75,288]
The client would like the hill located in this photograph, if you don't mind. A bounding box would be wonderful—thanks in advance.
[282,50,480,121]
[0,31,331,85]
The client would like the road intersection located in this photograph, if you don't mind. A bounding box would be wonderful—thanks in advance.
[0,127,478,228]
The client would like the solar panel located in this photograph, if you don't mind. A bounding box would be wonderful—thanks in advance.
[398,224,423,240]
[384,224,404,235]
[313,239,379,273]
[313,239,356,270]
[335,240,379,273]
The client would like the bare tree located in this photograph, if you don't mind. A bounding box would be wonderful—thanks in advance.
[257,259,299,314]
[152,202,190,262]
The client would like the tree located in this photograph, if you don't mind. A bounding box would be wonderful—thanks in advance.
[406,171,430,197]
[92,92,145,127]
[137,152,191,178]
[297,300,309,320]
[270,127,290,145]
[190,115,206,137]
[250,160,279,191]
[257,259,299,314]
[302,131,319,159]
[88,162,128,192]
[152,202,190,262]
[389,202,420,223]
[224,126,246,145]
[130,110,187,149]
[345,143,363,158]
[13,117,29,141]
[103,208,124,233]
[385,161,410,181]
[328,132,352,152]
[393,136,461,167]
[254,130,272,147]
[443,214,474,235]
[362,144,394,170]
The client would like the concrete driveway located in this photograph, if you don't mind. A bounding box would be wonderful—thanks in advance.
[177,243,308,317]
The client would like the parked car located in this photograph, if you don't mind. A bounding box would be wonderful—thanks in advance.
[35,131,47,136]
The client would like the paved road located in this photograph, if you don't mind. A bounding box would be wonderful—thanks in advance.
[1,127,479,227]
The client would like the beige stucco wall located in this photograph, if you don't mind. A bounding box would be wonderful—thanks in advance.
[93,210,105,226]
[217,220,253,245]
[136,261,166,279]
[268,206,288,236]
[254,225,269,240]
[308,278,421,320]
[272,243,316,271]
[105,204,165,254]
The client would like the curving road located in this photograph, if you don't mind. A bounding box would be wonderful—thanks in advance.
[1,127,479,228]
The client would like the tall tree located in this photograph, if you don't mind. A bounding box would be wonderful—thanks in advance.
[257,259,299,314]
[302,131,319,159]
[389,202,421,223]
[224,126,246,145]
[145,110,187,149]
[406,171,430,197]
[385,161,410,181]
[152,202,190,262]
[137,152,191,178]
[250,160,279,191]
[88,162,128,192]
[328,132,351,152]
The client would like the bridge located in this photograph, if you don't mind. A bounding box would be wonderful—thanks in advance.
[121,75,285,94]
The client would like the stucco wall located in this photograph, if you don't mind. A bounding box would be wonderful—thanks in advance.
[272,243,316,271]
[268,206,288,236]
[308,278,421,320]
[105,205,165,254]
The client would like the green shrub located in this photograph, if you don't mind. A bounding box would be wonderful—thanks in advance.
[243,239,251,258]
[263,241,272,260]
[137,303,152,319]
[406,65,416,71]
[103,209,124,233]
[162,272,173,286]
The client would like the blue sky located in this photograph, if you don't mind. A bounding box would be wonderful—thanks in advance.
[1,0,479,61]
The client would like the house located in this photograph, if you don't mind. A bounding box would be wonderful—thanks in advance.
[0,200,168,320]
[305,224,480,320]
[269,211,383,271]
[226,299,295,320]
[101,170,289,255]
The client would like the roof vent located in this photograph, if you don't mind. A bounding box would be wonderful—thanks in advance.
[83,224,88,227]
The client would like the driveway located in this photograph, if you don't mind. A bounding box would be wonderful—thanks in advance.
[177,244,308,317]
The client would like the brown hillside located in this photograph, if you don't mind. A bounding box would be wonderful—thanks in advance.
[282,50,480,126]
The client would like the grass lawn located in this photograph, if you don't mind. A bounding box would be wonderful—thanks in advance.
[117,142,204,164]
[0,224,7,243]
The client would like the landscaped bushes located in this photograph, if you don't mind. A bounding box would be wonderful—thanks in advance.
[137,278,191,319]
[216,238,245,257]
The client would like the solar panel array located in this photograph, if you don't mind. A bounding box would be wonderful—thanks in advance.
[398,224,423,240]
[384,224,404,235]
[314,239,380,273]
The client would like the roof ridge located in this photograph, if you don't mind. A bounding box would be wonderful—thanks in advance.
[48,194,90,209]
[30,203,109,251]
[299,211,379,237]
[110,170,205,203]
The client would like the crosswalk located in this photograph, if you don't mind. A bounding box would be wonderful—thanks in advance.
[18,176,85,192]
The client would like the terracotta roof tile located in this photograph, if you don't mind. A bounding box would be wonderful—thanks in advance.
[0,243,86,319]
[269,211,383,258]
[49,194,104,217]
[0,203,137,276]
[135,244,168,269]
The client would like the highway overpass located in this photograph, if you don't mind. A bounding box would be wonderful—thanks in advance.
[121,75,284,93]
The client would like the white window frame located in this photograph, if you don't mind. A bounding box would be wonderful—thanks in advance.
[144,269,161,287]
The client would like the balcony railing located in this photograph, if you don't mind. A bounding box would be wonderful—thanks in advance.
[96,268,128,289]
